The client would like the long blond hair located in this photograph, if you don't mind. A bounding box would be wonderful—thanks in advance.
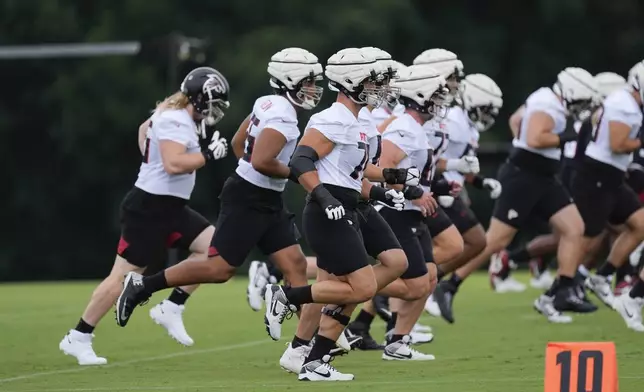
[153,91,190,113]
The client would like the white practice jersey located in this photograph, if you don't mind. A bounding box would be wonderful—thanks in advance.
[307,102,369,192]
[371,103,405,125]
[438,106,480,185]
[236,95,300,192]
[135,108,199,199]
[423,117,449,188]
[358,107,382,165]
[562,121,584,159]
[585,89,643,171]
[512,87,567,160]
[382,113,429,211]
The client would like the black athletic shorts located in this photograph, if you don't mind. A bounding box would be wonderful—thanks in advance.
[380,208,431,279]
[492,153,573,229]
[443,196,480,233]
[416,220,434,263]
[571,157,642,237]
[211,174,298,267]
[425,206,453,237]
[559,157,576,192]
[358,201,401,258]
[118,187,210,268]
[303,185,370,276]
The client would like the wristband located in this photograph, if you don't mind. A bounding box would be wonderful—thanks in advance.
[311,184,337,208]
[432,179,451,196]
[403,186,424,200]
[382,168,405,184]
[369,185,388,202]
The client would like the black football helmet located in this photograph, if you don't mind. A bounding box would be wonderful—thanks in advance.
[180,67,230,125]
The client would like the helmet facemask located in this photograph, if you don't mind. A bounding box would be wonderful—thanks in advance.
[468,105,499,132]
[383,67,401,111]
[354,71,387,108]
[202,99,229,126]
[427,85,451,119]
[287,72,324,110]
[565,98,595,122]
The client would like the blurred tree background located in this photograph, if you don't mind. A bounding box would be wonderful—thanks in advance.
[1,0,643,281]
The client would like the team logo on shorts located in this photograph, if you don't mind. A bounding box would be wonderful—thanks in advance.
[507,209,518,220]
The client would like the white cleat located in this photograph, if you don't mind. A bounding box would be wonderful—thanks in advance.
[59,330,107,366]
[584,274,615,308]
[337,328,362,352]
[385,329,434,345]
[424,295,442,317]
[533,295,573,324]
[299,354,354,381]
[247,261,270,311]
[382,335,435,361]
[149,300,194,346]
[410,331,434,344]
[492,276,527,293]
[613,293,644,332]
[412,322,432,333]
[530,270,555,290]
[280,343,312,373]
[263,284,296,341]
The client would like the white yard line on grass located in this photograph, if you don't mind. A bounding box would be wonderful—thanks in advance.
[0,339,270,384]
[2,376,644,392]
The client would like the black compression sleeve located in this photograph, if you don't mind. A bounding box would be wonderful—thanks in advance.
[289,145,319,179]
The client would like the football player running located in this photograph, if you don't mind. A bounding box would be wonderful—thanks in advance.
[377,64,450,360]
[428,73,507,320]
[490,71,628,293]
[265,48,415,381]
[580,61,644,331]
[59,67,230,365]
[435,68,602,324]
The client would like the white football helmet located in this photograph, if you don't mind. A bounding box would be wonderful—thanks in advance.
[595,72,627,98]
[360,47,402,105]
[268,48,324,110]
[552,67,601,119]
[628,60,644,104]
[326,48,386,107]
[462,74,503,132]
[413,48,465,98]
[392,64,448,117]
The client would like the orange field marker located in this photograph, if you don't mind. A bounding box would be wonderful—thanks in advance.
[544,342,618,392]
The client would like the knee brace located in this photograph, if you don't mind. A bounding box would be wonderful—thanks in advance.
[321,305,351,326]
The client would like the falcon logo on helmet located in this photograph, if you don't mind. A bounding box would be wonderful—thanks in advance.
[325,48,387,108]
[462,74,503,132]
[268,48,324,110]
[180,67,230,125]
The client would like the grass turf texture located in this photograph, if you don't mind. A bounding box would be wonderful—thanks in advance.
[0,272,642,392]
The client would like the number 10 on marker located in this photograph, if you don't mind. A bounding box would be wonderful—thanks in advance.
[544,342,618,392]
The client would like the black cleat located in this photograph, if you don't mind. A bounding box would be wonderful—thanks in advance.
[553,286,598,313]
[433,281,455,324]
[115,272,151,327]
[347,322,384,351]
[372,295,391,322]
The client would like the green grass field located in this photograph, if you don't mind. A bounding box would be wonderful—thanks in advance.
[0,272,642,392]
